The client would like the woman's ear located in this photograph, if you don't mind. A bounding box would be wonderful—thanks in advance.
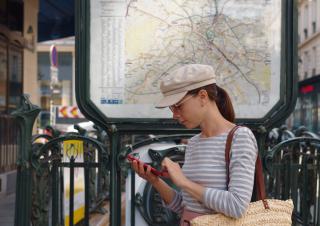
[198,89,209,105]
[198,89,209,100]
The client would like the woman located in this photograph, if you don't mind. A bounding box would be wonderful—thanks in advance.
[131,64,258,225]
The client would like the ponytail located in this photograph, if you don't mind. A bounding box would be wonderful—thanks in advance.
[215,85,235,123]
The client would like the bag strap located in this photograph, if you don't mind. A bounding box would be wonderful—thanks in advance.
[225,126,270,209]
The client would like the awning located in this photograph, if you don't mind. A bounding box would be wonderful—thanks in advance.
[38,0,74,42]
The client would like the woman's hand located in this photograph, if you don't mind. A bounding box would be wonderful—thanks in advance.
[161,157,188,188]
[131,160,160,185]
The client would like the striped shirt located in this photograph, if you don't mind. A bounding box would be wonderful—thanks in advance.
[166,127,258,218]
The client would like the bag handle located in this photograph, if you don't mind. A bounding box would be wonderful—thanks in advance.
[225,126,270,209]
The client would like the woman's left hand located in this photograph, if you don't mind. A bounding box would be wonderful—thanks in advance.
[161,157,188,188]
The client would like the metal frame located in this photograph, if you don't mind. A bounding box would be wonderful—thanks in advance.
[75,1,298,226]
[75,0,297,131]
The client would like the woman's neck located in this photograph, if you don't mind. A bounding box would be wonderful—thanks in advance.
[199,107,235,138]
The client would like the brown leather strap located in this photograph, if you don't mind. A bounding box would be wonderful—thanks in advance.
[255,156,269,208]
[225,126,242,185]
[225,126,269,209]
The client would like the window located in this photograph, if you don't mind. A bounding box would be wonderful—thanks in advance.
[58,52,72,81]
[7,0,23,31]
[304,51,309,78]
[304,28,308,39]
[0,1,7,26]
[304,4,309,39]
[8,43,22,112]
[311,0,317,33]
[38,52,73,81]
[0,0,23,32]
[312,47,317,76]
[38,52,50,80]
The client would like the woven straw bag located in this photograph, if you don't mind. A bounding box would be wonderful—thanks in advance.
[190,126,294,226]
[191,199,293,226]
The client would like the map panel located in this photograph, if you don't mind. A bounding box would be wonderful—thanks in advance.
[90,0,281,119]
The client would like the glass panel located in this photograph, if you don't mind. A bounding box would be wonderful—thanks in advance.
[0,39,7,113]
[8,45,22,112]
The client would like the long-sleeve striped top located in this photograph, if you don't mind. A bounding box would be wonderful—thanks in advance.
[166,126,258,218]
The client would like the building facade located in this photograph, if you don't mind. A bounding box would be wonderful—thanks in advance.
[287,0,320,132]
[0,0,39,195]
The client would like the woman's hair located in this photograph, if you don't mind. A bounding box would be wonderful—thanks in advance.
[187,84,235,122]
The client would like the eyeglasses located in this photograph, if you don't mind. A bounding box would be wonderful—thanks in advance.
[169,95,194,112]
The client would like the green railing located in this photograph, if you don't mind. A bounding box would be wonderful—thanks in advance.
[264,128,320,226]
[13,95,320,226]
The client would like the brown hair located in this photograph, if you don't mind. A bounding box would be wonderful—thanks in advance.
[187,84,235,122]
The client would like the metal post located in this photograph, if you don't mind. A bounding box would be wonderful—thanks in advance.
[70,156,75,226]
[50,45,59,126]
[52,162,59,226]
[109,125,122,226]
[84,162,90,226]
[130,169,136,226]
[12,95,40,226]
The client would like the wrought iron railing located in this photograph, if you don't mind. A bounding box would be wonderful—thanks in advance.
[264,126,320,226]
[11,95,320,226]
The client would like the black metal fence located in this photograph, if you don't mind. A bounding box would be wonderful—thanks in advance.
[13,118,320,226]
[265,125,320,226]
[31,125,109,226]
[0,115,19,174]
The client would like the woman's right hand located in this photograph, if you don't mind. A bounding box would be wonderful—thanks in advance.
[131,160,160,185]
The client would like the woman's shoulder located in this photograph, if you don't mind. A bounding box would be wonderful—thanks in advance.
[233,126,258,147]
[234,126,255,138]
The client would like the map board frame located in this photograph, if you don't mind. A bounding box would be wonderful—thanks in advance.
[75,0,297,130]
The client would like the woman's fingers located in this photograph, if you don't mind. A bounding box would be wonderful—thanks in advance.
[132,160,140,173]
[129,159,159,184]
[161,157,170,168]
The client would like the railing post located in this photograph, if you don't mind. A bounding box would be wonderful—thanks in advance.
[94,124,110,201]
[108,124,121,226]
[12,95,40,226]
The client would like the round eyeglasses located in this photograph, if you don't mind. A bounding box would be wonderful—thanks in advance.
[169,95,194,112]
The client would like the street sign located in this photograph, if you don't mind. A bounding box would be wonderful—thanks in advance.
[76,0,297,129]
[58,106,85,119]
[50,45,58,67]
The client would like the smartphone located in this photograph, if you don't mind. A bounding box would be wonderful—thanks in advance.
[127,154,168,177]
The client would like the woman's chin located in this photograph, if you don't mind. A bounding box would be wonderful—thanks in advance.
[182,122,197,129]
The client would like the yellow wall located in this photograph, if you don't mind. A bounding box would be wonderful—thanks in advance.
[23,0,40,106]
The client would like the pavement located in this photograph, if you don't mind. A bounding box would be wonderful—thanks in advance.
[89,193,126,226]
[0,194,15,226]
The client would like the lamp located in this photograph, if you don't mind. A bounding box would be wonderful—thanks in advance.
[25,25,35,52]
